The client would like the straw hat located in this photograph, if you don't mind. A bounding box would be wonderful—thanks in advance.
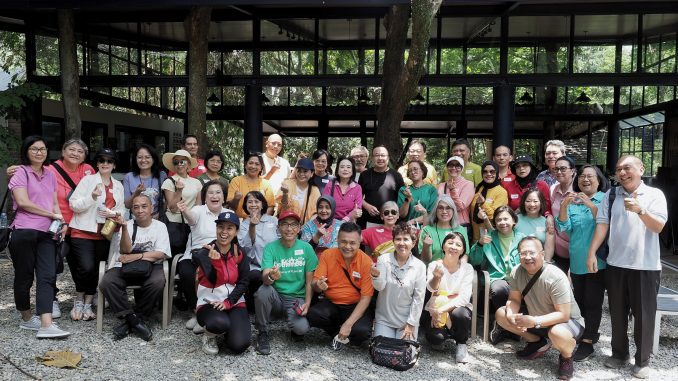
[162,149,198,171]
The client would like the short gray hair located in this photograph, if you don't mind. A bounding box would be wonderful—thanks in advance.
[545,140,566,155]
[62,138,89,155]
[380,200,398,213]
[350,145,369,157]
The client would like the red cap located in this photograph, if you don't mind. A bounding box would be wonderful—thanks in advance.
[278,210,301,223]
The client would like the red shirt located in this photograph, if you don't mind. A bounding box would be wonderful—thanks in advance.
[46,160,95,224]
[502,178,552,215]
[499,168,516,191]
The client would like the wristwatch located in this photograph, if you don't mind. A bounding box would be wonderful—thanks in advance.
[638,208,647,216]
[534,317,542,329]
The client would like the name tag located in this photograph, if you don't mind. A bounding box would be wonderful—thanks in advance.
[376,229,384,233]
[465,170,473,174]
[322,178,329,183]
[85,170,92,175]
[352,271,361,279]
[294,249,304,256]
[511,194,519,199]
[198,165,205,170]
[536,226,545,232]
[504,177,512,182]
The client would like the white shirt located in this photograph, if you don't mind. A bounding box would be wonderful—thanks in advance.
[263,154,291,195]
[107,219,171,270]
[181,204,233,260]
[372,253,427,328]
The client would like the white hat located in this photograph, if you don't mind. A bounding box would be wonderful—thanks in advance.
[446,156,465,168]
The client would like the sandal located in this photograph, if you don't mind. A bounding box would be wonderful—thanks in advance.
[70,301,84,321]
[81,304,96,321]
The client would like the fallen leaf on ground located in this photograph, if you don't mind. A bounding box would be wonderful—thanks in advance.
[36,350,81,368]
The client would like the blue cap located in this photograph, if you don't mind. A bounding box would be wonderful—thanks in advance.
[215,211,240,228]
[295,158,314,171]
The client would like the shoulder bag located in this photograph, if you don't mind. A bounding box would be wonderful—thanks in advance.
[595,186,616,261]
[121,223,153,279]
[159,176,190,255]
[369,335,421,371]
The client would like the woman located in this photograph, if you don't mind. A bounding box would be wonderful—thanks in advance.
[397,160,437,226]
[277,158,320,225]
[361,201,399,260]
[469,205,525,345]
[556,164,609,361]
[177,180,231,333]
[310,149,334,193]
[469,161,509,243]
[227,152,275,219]
[300,196,343,256]
[68,149,125,321]
[503,155,552,215]
[123,144,167,218]
[418,195,469,264]
[197,150,229,188]
[193,212,251,355]
[550,156,576,274]
[437,156,474,237]
[371,222,426,341]
[515,189,555,261]
[322,157,362,222]
[424,232,474,363]
[237,191,279,312]
[161,149,203,255]
[9,135,69,338]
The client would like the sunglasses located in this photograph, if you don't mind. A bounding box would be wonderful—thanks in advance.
[98,158,115,164]
[382,209,398,216]
[173,160,188,166]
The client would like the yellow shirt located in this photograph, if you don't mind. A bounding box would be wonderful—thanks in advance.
[276,179,320,225]
[227,175,275,218]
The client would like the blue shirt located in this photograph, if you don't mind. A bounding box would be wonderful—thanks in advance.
[555,191,605,275]
[515,214,547,244]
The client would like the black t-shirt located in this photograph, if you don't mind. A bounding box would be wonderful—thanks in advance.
[358,168,405,224]
[311,173,334,194]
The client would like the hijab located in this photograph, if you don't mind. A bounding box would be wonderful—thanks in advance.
[315,195,336,225]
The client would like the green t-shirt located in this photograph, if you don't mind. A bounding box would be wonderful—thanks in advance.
[397,183,438,222]
[417,224,470,263]
[261,239,318,298]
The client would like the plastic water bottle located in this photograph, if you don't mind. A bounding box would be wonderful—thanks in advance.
[0,212,7,228]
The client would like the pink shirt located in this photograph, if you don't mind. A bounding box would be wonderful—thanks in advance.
[9,165,57,232]
[437,177,474,225]
[550,183,573,259]
[322,180,363,221]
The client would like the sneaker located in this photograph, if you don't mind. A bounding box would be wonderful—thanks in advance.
[193,324,205,335]
[604,355,630,369]
[52,301,62,319]
[82,304,95,321]
[112,321,129,341]
[573,342,594,362]
[185,316,198,330]
[516,338,551,360]
[290,331,304,343]
[632,365,650,379]
[256,331,271,355]
[19,315,41,331]
[558,355,574,380]
[70,301,84,321]
[36,323,70,339]
[201,335,219,355]
[489,321,506,345]
[455,344,469,363]
[126,313,153,342]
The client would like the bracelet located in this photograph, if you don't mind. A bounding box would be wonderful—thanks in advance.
[267,275,274,283]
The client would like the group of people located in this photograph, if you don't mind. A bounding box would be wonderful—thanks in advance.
[5,133,667,380]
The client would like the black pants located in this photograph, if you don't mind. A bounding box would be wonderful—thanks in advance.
[571,270,605,343]
[246,269,262,313]
[197,305,251,354]
[10,229,57,315]
[99,264,165,319]
[605,265,660,367]
[177,259,197,310]
[552,255,570,275]
[307,298,373,344]
[68,238,110,295]
[490,279,510,314]
[424,306,472,345]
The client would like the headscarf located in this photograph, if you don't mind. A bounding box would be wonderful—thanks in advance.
[315,195,336,225]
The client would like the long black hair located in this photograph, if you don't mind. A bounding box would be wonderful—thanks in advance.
[131,144,162,179]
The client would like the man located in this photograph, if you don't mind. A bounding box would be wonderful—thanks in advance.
[536,140,566,186]
[169,135,207,178]
[397,140,438,186]
[307,222,374,349]
[350,145,369,181]
[254,210,318,355]
[442,139,482,186]
[494,145,515,189]
[496,237,584,380]
[262,133,291,194]
[587,155,667,379]
[358,146,405,227]
[99,194,171,341]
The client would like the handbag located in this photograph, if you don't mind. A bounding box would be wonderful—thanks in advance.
[159,177,190,255]
[0,188,11,252]
[369,335,421,371]
[121,223,153,279]
[596,186,617,261]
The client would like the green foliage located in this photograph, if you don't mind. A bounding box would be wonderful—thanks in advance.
[205,120,244,178]
[0,82,48,119]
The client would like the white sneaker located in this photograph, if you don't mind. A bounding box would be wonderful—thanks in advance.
[456,344,469,363]
[193,324,205,335]
[201,335,219,355]
[19,315,41,331]
[185,316,198,330]
[52,301,62,319]
[36,323,70,339]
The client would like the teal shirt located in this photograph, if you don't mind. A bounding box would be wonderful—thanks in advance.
[261,239,318,298]
[469,230,525,282]
[555,191,606,275]
[397,183,438,222]
[417,224,469,263]
[515,215,547,244]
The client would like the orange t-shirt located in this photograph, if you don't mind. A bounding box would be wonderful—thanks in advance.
[314,247,374,305]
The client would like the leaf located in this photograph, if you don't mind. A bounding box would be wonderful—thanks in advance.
[36,350,82,369]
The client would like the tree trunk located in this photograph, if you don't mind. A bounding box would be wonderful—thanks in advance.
[57,9,81,139]
[184,7,212,156]
[376,0,442,167]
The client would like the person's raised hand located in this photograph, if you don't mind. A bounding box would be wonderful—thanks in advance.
[316,275,329,291]
[370,264,380,278]
[433,263,444,279]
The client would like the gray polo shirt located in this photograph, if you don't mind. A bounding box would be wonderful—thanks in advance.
[596,182,667,271]
[511,264,582,323]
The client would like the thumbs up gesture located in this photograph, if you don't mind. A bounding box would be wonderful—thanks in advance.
[370,264,380,278]
[316,275,329,291]
[414,200,426,214]
[352,204,363,220]
[269,265,281,281]
[433,263,444,279]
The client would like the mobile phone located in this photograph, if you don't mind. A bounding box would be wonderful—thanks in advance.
[293,299,304,315]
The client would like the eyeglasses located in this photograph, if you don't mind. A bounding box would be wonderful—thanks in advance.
[579,174,597,180]
[519,250,541,258]
[173,160,188,166]
[437,205,453,211]
[555,166,572,173]
[136,155,152,161]
[279,222,300,229]
[97,158,115,164]
[447,164,462,169]
[351,154,367,159]
[482,170,496,174]
[382,210,398,216]
[373,154,388,158]
[28,147,47,154]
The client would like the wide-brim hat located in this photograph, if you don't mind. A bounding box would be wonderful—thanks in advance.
[162,149,198,171]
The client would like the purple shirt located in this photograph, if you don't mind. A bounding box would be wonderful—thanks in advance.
[550,182,573,258]
[9,165,57,232]
[322,180,363,221]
